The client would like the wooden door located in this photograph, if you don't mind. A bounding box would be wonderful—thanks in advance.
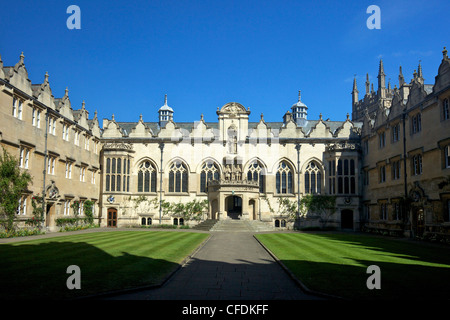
[107,208,117,227]
[341,209,354,230]
[414,208,425,237]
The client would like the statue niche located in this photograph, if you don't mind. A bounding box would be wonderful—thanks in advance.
[227,124,238,154]
[223,161,242,181]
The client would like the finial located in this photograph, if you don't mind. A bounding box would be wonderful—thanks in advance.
[82,100,85,109]
[65,87,69,96]
[164,94,168,105]
[319,113,323,120]
[261,113,264,120]
[94,110,98,117]
[112,114,115,121]
[139,114,143,121]
[298,90,301,102]
[200,113,204,121]
[443,46,448,58]
[20,52,25,62]
[378,58,385,76]
[44,71,49,82]
[353,76,358,91]
[346,113,350,120]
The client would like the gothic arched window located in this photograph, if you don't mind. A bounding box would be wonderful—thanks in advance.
[200,162,220,193]
[336,158,356,194]
[137,160,157,193]
[169,161,188,193]
[304,161,322,194]
[276,161,293,194]
[247,161,265,193]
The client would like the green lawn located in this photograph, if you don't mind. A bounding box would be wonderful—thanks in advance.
[0,231,209,299]
[255,232,450,300]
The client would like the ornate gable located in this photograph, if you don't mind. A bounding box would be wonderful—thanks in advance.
[102,115,125,138]
[434,47,450,93]
[57,88,74,121]
[8,52,33,96]
[218,102,250,116]
[307,116,332,138]
[33,72,55,109]
[129,115,153,138]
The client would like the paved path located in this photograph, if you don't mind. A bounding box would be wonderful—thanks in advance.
[106,230,321,300]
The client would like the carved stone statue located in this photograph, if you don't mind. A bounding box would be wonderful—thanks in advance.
[225,164,231,180]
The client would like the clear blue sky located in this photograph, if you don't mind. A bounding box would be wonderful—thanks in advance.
[0,0,449,124]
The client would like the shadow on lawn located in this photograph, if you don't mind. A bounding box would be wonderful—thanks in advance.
[282,258,450,300]
[310,232,450,265]
[0,241,179,300]
[281,232,450,300]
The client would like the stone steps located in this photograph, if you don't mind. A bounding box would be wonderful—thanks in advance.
[192,219,219,231]
[246,220,275,232]
[211,219,274,232]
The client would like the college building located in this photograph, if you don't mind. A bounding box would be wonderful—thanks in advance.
[1,47,449,238]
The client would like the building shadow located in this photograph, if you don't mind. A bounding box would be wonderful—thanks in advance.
[0,240,179,300]
[273,232,450,300]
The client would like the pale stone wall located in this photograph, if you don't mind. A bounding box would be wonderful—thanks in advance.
[100,102,362,230]
[359,48,450,238]
[0,53,101,231]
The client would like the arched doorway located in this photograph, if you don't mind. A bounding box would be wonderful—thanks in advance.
[107,208,117,227]
[226,195,242,219]
[249,199,256,220]
[45,203,55,228]
[341,209,353,229]
[211,199,218,220]
[413,207,425,237]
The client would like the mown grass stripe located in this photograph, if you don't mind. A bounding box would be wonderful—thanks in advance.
[259,233,337,263]
[257,232,450,300]
[137,232,199,261]
[289,233,370,266]
[0,231,209,299]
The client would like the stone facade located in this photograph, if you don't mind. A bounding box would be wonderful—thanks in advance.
[1,47,449,236]
[0,53,101,231]
[353,47,450,239]
[101,100,362,230]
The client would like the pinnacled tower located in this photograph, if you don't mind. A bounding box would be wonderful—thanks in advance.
[291,90,308,126]
[158,94,173,127]
[352,76,359,107]
[377,59,386,99]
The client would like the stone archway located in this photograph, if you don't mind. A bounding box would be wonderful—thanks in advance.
[249,199,256,220]
[45,203,56,228]
[226,195,242,219]
[412,207,425,237]
[210,199,218,220]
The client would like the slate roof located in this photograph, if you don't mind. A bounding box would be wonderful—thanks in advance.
[115,119,362,137]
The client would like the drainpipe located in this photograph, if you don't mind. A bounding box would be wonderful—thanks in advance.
[159,142,164,225]
[41,111,49,230]
[259,197,261,221]
[402,109,410,237]
[295,144,301,221]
